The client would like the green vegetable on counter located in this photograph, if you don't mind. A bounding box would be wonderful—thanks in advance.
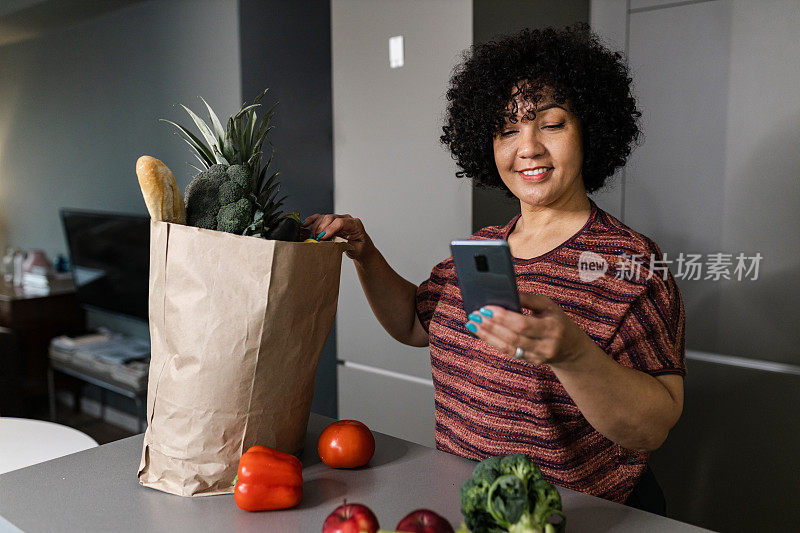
[458,454,566,533]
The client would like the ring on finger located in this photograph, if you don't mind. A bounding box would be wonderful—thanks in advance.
[514,347,525,360]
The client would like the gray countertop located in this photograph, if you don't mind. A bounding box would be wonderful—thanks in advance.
[0,414,709,532]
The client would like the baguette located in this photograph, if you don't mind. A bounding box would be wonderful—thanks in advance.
[135,155,186,224]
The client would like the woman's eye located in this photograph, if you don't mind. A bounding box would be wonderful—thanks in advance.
[500,130,517,137]
[543,123,565,130]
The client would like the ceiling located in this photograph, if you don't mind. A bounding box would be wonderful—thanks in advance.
[0,0,144,47]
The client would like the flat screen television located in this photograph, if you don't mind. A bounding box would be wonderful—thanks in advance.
[60,209,150,322]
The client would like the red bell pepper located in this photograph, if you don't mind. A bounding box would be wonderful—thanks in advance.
[234,444,303,511]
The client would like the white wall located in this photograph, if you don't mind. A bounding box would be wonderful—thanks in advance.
[0,0,242,259]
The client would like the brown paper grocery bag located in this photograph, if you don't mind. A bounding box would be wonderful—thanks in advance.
[137,221,349,496]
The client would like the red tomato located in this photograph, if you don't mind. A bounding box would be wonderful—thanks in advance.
[318,420,375,468]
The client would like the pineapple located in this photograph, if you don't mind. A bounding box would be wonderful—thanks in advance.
[162,89,303,239]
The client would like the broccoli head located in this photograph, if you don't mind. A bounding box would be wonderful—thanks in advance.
[226,164,250,189]
[217,197,254,234]
[472,455,502,486]
[459,454,565,533]
[500,453,542,483]
[185,164,227,229]
[460,478,505,533]
[529,478,564,527]
[219,180,246,205]
[184,163,255,234]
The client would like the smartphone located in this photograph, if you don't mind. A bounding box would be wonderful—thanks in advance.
[450,240,521,318]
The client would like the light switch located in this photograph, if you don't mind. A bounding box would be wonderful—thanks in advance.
[389,35,404,68]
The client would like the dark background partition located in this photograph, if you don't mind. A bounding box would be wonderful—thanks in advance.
[238,0,336,417]
[471,0,590,231]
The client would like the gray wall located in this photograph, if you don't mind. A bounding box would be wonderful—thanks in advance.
[591,1,800,530]
[0,0,145,47]
[238,0,338,418]
[239,0,333,220]
[0,0,242,341]
[0,0,345,419]
[597,0,800,364]
[0,0,241,412]
[651,351,800,531]
[714,0,800,364]
[0,0,242,259]
[625,0,731,358]
[332,0,472,445]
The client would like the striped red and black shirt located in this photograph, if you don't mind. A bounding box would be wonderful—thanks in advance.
[415,198,686,503]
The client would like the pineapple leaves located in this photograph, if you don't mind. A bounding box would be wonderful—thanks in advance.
[178,104,222,164]
[251,87,270,107]
[259,143,275,184]
[190,152,209,170]
[257,171,281,208]
[247,110,258,154]
[233,104,261,120]
[256,164,271,200]
[164,89,278,174]
[198,96,226,149]
[227,115,243,167]
[160,118,216,168]
[212,146,230,166]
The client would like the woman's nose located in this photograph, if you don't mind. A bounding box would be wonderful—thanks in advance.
[517,128,546,158]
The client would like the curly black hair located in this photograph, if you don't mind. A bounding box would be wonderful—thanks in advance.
[440,23,641,196]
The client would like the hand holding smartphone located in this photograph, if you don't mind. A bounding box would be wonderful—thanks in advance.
[450,240,520,318]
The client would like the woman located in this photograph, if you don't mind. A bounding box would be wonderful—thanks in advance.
[304,25,685,514]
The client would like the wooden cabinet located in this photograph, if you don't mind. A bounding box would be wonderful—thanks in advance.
[0,280,85,411]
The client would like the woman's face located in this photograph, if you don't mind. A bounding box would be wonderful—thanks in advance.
[492,89,585,207]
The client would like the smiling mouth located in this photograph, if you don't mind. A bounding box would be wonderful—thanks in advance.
[517,167,553,182]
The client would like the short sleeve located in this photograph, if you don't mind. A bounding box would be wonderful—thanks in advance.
[605,270,686,377]
[415,258,451,333]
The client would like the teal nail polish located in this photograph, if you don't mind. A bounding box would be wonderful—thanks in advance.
[468,313,482,323]
[465,322,478,333]
[317,231,325,238]
[479,307,493,317]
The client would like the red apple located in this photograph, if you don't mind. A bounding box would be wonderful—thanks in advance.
[323,501,380,533]
[395,509,453,533]
[396,509,454,533]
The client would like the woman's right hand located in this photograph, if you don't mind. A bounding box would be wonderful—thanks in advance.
[302,214,373,261]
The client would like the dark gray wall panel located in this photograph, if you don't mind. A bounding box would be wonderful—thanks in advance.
[239,0,337,417]
[239,0,333,219]
[649,354,800,531]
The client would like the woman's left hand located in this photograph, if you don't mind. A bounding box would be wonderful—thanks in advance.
[465,293,590,365]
